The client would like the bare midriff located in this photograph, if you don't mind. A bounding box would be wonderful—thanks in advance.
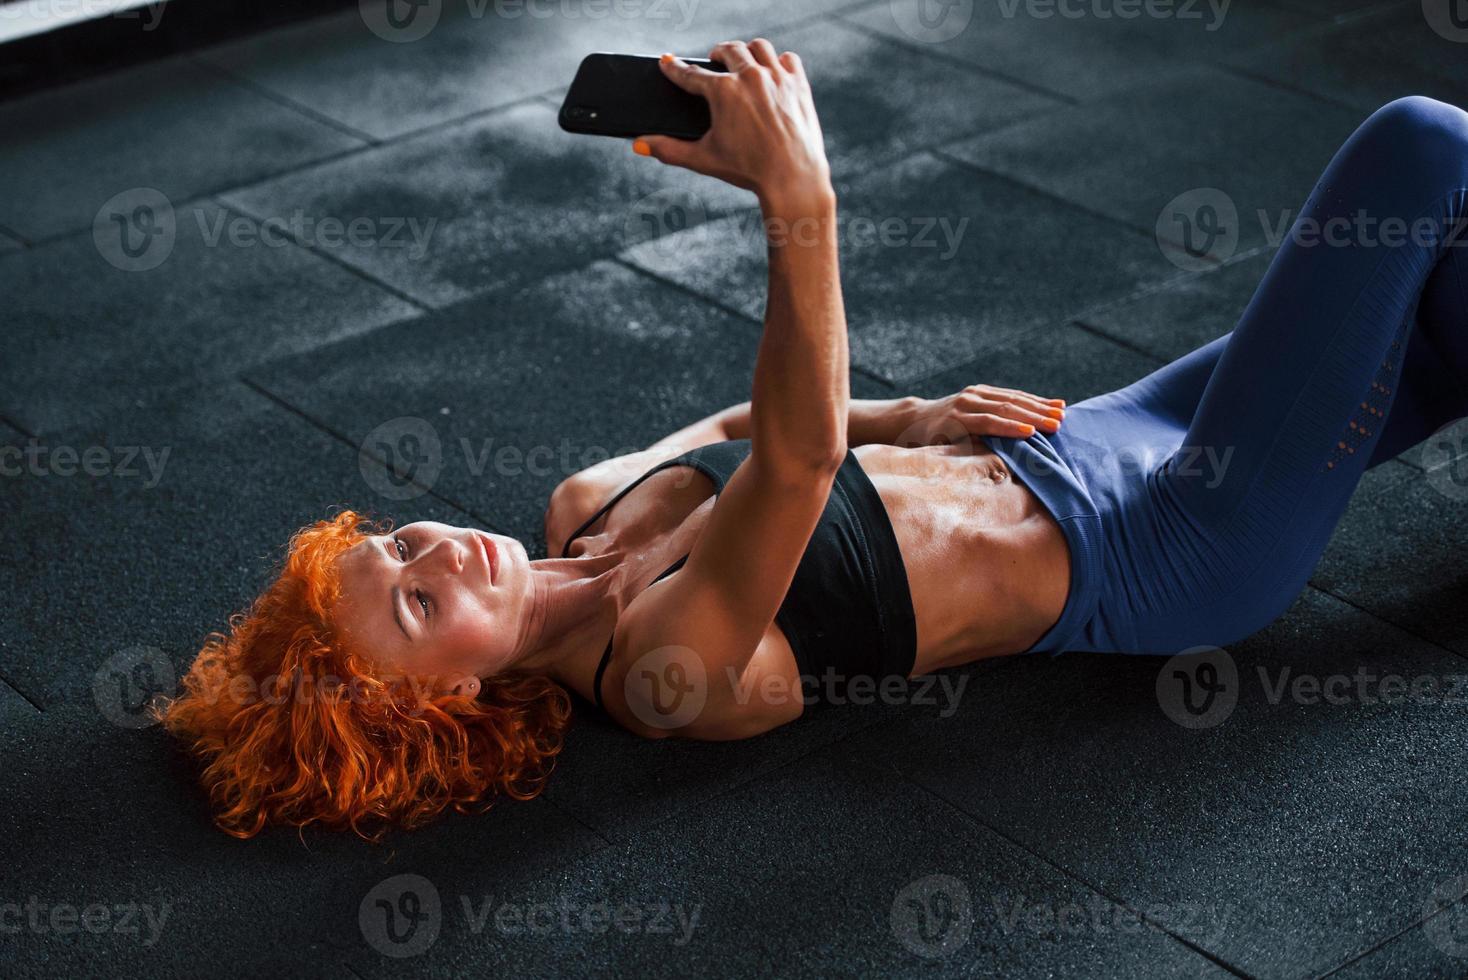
[853,440,1072,673]
[566,438,1072,679]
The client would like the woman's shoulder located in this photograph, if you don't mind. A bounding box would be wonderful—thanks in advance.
[544,446,687,557]
[601,580,806,740]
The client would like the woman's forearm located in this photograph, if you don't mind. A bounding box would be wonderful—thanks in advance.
[635,49,850,474]
[748,190,849,473]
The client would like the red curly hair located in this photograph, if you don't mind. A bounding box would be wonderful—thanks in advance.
[158,510,571,840]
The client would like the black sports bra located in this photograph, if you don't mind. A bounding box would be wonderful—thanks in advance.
[560,439,917,710]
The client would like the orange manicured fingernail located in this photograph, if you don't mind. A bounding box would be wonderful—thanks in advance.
[1047,408,1065,420]
[633,139,651,156]
[660,52,674,63]
[1019,424,1036,437]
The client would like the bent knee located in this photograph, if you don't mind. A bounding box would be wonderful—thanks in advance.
[1354,96,1468,176]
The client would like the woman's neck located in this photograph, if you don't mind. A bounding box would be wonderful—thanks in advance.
[504,549,625,680]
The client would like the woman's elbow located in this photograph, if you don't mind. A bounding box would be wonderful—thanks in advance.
[755,442,845,487]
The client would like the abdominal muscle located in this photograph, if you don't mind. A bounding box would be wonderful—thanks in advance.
[573,439,1072,694]
[852,440,1072,674]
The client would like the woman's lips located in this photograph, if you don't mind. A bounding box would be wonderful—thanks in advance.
[478,532,499,585]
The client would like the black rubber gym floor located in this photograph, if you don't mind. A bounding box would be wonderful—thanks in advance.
[3,1,1468,976]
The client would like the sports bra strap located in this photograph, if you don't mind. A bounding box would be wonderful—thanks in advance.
[559,442,748,711]
[559,441,750,559]
[591,554,689,711]
[560,459,682,558]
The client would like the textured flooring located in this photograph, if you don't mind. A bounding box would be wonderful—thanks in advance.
[3,1,1468,976]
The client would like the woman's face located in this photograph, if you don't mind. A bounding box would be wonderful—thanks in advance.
[334,521,532,693]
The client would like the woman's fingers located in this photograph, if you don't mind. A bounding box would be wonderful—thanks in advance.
[966,400,1062,432]
[638,40,830,201]
[960,392,1060,421]
[957,413,1038,438]
[1000,405,1061,431]
[710,39,758,71]
[978,383,1063,407]
[747,37,781,70]
[964,385,1065,417]
[1017,394,1066,418]
[658,53,723,95]
[632,133,705,171]
[996,387,1061,412]
[1012,390,1065,412]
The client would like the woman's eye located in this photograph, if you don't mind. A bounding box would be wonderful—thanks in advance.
[417,592,430,618]
[394,538,407,561]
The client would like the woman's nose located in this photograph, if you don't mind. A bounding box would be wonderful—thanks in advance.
[423,537,466,575]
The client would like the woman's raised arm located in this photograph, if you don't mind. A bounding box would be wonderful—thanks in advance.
[638,42,847,474]
[607,40,849,737]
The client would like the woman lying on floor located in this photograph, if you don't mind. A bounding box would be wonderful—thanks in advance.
[162,40,1468,839]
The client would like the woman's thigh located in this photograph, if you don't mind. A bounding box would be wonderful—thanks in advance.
[1163,98,1468,531]
[1084,97,1468,649]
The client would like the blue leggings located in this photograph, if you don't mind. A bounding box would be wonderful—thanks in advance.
[995,96,1468,656]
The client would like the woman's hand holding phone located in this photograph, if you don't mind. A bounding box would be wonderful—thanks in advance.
[633,40,834,218]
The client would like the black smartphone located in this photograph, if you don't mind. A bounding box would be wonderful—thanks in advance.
[559,53,726,141]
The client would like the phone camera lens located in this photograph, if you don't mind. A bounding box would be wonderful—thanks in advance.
[567,105,598,121]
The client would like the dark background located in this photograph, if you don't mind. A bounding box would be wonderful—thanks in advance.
[3,0,1468,976]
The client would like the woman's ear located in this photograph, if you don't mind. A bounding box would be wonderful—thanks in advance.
[449,676,480,698]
